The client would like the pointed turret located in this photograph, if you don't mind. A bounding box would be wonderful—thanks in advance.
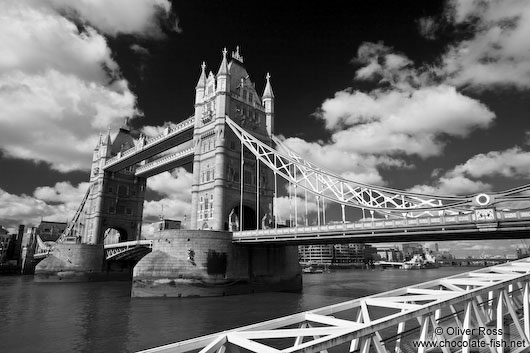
[216,48,230,93]
[231,46,244,63]
[104,127,112,146]
[196,62,207,89]
[263,73,275,136]
[262,72,274,99]
[217,48,228,77]
[195,62,207,105]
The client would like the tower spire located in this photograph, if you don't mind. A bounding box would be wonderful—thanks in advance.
[217,48,228,76]
[263,72,274,99]
[231,46,244,63]
[104,127,112,145]
[196,62,207,89]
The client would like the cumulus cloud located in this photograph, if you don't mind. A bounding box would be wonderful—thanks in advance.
[274,196,320,225]
[409,146,530,195]
[409,175,491,196]
[42,0,173,38]
[440,0,530,89]
[289,39,496,189]
[0,70,136,171]
[143,168,193,224]
[0,182,89,232]
[0,0,173,172]
[449,147,530,179]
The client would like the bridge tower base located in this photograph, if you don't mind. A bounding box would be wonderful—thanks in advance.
[132,230,302,297]
[34,243,107,282]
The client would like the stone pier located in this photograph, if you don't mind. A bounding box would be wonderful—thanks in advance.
[132,229,302,297]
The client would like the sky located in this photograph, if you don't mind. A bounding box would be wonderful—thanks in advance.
[1,0,529,257]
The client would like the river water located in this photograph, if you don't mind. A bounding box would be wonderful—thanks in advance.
[0,267,471,353]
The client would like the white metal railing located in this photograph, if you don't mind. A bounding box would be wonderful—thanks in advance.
[235,209,530,239]
[138,257,530,353]
[104,116,195,167]
[104,240,153,260]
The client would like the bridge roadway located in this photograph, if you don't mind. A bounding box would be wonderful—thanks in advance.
[233,209,530,245]
[139,257,530,353]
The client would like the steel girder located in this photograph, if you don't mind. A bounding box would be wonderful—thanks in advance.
[226,117,530,218]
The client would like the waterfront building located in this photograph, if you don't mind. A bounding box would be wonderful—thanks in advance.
[298,243,376,265]
[376,247,404,262]
[402,242,424,260]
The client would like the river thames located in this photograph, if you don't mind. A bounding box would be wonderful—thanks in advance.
[0,267,471,353]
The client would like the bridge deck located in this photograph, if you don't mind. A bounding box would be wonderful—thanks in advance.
[138,258,530,353]
[233,209,530,244]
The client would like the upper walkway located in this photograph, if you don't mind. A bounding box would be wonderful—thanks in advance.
[233,209,530,245]
[104,117,194,172]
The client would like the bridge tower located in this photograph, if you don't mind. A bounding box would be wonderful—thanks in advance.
[79,122,147,244]
[190,47,275,231]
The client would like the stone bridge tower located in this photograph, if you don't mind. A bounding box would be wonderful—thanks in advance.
[190,47,275,231]
[78,123,146,244]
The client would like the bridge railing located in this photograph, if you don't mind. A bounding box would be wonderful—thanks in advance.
[104,240,153,260]
[235,209,530,238]
[104,116,195,167]
[138,258,530,353]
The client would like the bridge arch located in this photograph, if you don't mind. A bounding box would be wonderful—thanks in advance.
[103,227,128,245]
[227,205,256,231]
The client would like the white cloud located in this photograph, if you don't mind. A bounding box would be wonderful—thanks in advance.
[274,196,319,225]
[34,182,90,205]
[143,168,193,223]
[441,0,530,89]
[0,182,89,232]
[409,175,491,196]
[41,0,173,38]
[409,146,530,195]
[0,0,170,172]
[449,147,530,179]
[0,70,136,172]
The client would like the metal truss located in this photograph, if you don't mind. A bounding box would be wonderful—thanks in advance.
[34,235,52,259]
[104,240,153,260]
[226,117,530,217]
[138,257,530,353]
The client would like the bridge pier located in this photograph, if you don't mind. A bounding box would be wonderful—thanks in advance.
[132,229,302,297]
[34,243,105,281]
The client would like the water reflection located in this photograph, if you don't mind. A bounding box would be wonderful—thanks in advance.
[0,267,468,353]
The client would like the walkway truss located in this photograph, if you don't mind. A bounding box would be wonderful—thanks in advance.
[140,258,530,353]
[226,117,530,219]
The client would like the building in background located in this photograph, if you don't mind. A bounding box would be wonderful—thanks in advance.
[299,243,377,267]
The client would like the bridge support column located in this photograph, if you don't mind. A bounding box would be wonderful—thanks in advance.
[34,243,105,281]
[132,229,302,297]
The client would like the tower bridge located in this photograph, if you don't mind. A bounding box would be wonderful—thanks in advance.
[34,47,530,295]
